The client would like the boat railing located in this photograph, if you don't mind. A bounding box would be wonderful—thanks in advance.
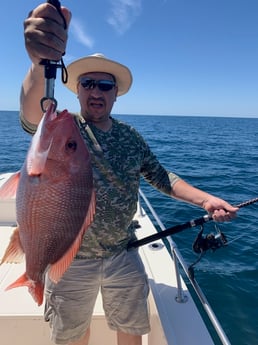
[138,188,231,345]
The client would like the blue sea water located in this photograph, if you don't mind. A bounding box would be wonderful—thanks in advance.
[0,111,258,344]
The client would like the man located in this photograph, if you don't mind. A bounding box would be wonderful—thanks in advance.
[20,3,238,345]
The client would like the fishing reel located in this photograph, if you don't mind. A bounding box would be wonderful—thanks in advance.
[188,225,228,280]
[192,225,227,254]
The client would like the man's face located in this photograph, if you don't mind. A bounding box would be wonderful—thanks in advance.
[77,72,118,124]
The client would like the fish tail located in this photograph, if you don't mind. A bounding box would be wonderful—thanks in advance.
[6,273,44,306]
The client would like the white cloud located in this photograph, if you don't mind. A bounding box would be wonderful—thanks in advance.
[107,0,142,35]
[70,18,94,49]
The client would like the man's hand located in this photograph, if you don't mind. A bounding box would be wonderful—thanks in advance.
[24,3,71,65]
[202,197,238,222]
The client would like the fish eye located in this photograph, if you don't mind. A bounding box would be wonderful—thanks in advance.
[66,140,77,152]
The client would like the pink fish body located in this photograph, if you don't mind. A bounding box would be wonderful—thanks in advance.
[0,104,95,305]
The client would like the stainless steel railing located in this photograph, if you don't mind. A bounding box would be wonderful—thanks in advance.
[138,188,231,345]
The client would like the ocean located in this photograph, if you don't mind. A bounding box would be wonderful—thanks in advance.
[0,111,257,345]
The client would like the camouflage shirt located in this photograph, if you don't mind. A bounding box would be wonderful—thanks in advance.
[75,116,180,258]
[20,112,181,258]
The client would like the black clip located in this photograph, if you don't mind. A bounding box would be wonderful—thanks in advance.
[40,0,68,112]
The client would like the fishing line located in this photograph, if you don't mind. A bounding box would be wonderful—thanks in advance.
[226,234,247,245]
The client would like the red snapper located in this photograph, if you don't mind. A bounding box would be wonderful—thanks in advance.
[0,104,95,305]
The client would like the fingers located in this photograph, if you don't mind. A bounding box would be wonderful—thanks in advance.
[203,197,239,222]
[222,201,239,213]
[61,6,72,26]
[24,3,71,64]
[211,209,237,222]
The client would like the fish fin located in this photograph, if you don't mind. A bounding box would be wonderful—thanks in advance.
[6,273,44,306]
[0,172,20,199]
[48,191,96,283]
[0,227,25,264]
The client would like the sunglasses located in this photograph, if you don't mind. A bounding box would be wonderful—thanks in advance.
[79,77,116,92]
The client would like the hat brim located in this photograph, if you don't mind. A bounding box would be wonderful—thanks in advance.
[65,55,132,96]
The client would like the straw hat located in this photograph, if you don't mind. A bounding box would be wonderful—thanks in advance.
[65,53,133,96]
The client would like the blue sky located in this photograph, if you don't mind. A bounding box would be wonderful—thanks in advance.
[0,0,257,117]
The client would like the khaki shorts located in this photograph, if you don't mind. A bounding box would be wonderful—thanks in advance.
[44,249,150,344]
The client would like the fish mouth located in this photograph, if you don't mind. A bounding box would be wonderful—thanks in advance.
[26,138,52,176]
[45,102,59,121]
[26,105,56,176]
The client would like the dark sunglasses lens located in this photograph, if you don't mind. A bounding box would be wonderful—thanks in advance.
[80,79,115,91]
[98,81,115,91]
[80,79,94,89]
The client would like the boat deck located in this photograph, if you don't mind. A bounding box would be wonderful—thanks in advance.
[0,226,165,345]
[0,219,214,345]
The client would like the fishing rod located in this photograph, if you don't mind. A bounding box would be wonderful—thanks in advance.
[40,0,68,112]
[127,197,258,250]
